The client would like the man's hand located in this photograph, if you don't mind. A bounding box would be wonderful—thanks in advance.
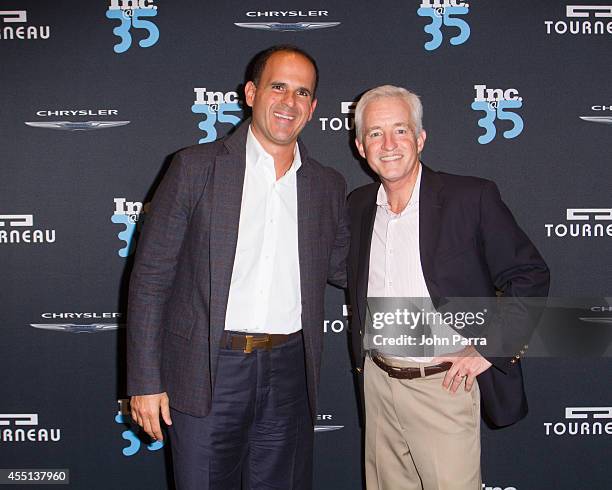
[432,346,492,393]
[130,392,172,441]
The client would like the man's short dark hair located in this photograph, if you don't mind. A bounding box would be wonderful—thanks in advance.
[249,45,319,97]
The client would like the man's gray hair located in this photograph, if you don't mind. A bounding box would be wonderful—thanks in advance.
[354,85,424,141]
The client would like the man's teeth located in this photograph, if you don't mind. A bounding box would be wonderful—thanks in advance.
[380,155,401,161]
[274,112,294,120]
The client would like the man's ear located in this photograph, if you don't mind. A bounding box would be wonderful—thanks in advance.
[307,98,318,122]
[417,129,427,154]
[244,81,256,108]
[355,137,366,159]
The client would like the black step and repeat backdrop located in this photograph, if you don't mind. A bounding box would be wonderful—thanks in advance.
[2,1,611,489]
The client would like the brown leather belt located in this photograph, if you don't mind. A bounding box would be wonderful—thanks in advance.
[223,331,300,354]
[372,355,452,380]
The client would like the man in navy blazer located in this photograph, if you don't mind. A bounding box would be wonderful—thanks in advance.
[347,85,549,489]
[127,46,349,489]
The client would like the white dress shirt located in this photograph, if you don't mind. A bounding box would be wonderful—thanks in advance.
[367,165,455,361]
[224,126,302,334]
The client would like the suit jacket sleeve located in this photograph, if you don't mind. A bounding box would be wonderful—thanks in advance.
[477,181,550,371]
[326,173,350,289]
[127,151,194,395]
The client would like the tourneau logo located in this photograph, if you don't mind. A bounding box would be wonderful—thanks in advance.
[545,5,612,35]
[112,198,149,257]
[235,10,340,31]
[0,214,55,245]
[115,399,163,456]
[417,0,470,51]
[319,101,356,132]
[545,208,612,238]
[471,85,523,144]
[0,10,50,40]
[544,407,612,436]
[192,88,242,144]
[106,0,159,54]
[30,312,123,333]
[0,414,61,443]
[323,304,350,334]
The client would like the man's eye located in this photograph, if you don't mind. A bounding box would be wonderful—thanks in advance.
[297,90,310,97]
[396,128,407,134]
[368,131,382,138]
[272,84,284,91]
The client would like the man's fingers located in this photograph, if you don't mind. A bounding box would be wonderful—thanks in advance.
[465,373,476,391]
[129,393,171,440]
[449,372,464,393]
[160,396,173,427]
[443,364,459,389]
[149,417,164,442]
[142,417,155,440]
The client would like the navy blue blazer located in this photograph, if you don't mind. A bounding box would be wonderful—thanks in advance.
[347,164,550,427]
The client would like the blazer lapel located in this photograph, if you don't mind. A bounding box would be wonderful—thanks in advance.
[356,186,378,329]
[419,164,444,300]
[209,123,248,347]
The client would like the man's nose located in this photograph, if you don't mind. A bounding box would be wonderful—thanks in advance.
[282,91,296,107]
[382,132,396,151]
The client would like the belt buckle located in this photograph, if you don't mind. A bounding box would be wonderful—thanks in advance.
[244,335,254,354]
[260,334,271,351]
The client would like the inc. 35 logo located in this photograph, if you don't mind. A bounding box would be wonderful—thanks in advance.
[192,88,242,144]
[471,85,524,145]
[106,0,159,54]
[417,0,470,51]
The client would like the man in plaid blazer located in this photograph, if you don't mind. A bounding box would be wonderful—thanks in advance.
[126,45,349,489]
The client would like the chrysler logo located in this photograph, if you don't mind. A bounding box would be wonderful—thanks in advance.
[25,121,131,131]
[234,22,340,31]
[579,116,612,125]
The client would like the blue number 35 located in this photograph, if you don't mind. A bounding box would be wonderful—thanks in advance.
[417,6,470,51]
[471,100,524,145]
[106,8,159,54]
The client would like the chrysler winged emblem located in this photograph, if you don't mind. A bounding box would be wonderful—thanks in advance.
[578,317,612,324]
[30,323,123,333]
[579,116,612,125]
[234,22,340,32]
[25,121,131,131]
[314,425,344,432]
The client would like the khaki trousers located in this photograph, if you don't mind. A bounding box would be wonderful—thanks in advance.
[364,356,481,490]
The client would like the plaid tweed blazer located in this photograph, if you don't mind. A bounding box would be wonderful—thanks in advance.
[126,121,349,419]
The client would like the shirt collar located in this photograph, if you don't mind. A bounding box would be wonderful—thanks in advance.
[246,125,302,177]
[376,163,423,214]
